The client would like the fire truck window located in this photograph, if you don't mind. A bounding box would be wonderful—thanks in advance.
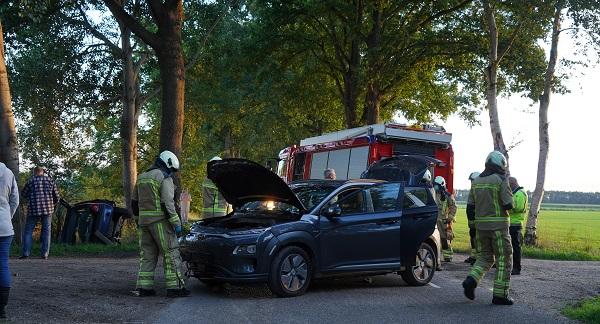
[293,153,306,181]
[347,147,369,179]
[327,149,351,180]
[310,152,329,179]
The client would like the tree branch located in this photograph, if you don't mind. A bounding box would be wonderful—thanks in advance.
[497,21,522,63]
[102,0,160,49]
[418,0,472,28]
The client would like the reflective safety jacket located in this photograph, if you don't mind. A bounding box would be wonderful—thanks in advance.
[467,173,513,230]
[201,178,230,219]
[510,188,528,226]
[132,168,180,227]
[435,191,457,223]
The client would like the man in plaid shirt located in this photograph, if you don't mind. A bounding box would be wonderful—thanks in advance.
[20,167,60,259]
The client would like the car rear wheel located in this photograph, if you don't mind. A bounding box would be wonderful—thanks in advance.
[400,242,436,286]
[268,246,312,297]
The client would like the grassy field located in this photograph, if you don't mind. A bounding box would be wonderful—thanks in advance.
[562,297,600,324]
[451,208,600,261]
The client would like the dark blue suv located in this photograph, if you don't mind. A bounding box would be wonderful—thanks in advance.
[180,158,439,297]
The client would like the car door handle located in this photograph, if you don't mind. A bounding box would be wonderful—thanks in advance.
[376,220,398,225]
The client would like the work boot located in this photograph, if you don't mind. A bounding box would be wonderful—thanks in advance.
[134,288,156,297]
[492,296,514,305]
[462,276,477,300]
[167,287,191,298]
[511,269,521,275]
[18,255,28,260]
[464,257,476,264]
[0,287,10,319]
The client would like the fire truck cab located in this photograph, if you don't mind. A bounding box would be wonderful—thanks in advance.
[277,123,454,193]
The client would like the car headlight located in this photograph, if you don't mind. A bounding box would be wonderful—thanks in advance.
[233,244,257,255]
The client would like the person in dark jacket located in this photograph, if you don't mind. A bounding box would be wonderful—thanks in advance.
[0,162,19,319]
[21,167,59,259]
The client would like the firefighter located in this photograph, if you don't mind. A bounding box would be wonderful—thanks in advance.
[464,171,481,265]
[132,150,189,298]
[202,156,231,219]
[463,151,514,305]
[433,176,457,262]
[508,176,527,275]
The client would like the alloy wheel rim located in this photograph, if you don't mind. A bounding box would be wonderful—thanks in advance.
[412,247,434,281]
[280,253,308,292]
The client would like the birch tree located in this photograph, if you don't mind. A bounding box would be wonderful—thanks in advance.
[525,0,600,245]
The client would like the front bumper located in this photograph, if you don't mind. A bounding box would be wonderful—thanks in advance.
[179,231,274,283]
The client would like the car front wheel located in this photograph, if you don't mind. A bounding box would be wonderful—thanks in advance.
[400,242,436,286]
[268,246,312,297]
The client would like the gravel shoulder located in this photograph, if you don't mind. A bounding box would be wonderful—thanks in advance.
[4,254,600,323]
[7,256,168,324]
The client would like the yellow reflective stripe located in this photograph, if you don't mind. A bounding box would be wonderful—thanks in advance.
[140,211,163,216]
[168,215,179,224]
[474,219,508,224]
[138,178,162,210]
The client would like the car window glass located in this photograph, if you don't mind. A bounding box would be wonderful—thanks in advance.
[325,189,366,215]
[367,183,401,212]
[403,188,428,209]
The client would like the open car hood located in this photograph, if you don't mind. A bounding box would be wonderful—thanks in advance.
[207,158,306,211]
[361,155,442,185]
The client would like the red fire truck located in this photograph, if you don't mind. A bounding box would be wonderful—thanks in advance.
[276,123,455,193]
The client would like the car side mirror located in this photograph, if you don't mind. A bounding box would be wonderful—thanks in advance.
[323,205,342,218]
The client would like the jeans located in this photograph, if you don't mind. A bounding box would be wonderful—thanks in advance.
[22,215,52,257]
[0,236,12,287]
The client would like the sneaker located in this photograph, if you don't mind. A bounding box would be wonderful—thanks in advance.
[492,296,514,305]
[41,256,48,260]
[464,257,476,264]
[462,276,477,300]
[134,288,157,297]
[18,255,28,260]
[167,287,191,298]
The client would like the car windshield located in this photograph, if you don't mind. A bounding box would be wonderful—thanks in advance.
[291,185,338,212]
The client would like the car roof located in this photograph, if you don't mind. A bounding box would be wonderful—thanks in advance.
[290,179,387,187]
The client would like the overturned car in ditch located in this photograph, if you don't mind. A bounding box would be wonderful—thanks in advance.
[180,158,440,297]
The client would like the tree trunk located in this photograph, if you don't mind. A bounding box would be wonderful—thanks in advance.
[525,5,561,246]
[0,20,22,244]
[341,0,363,129]
[119,23,139,212]
[483,1,509,168]
[156,23,185,157]
[364,3,382,125]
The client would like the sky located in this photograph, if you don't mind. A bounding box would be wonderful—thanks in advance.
[434,39,600,192]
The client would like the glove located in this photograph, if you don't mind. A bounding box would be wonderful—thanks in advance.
[174,225,182,235]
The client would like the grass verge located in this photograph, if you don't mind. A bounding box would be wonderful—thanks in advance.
[451,208,600,261]
[562,297,600,324]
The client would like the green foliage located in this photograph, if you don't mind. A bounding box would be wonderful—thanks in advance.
[562,297,600,324]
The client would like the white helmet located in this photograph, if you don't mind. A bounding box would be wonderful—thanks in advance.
[468,171,480,181]
[159,150,180,171]
[421,170,432,183]
[210,156,222,162]
[434,176,446,187]
[486,150,507,170]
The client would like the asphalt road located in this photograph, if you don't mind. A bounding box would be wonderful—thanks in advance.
[155,256,600,324]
